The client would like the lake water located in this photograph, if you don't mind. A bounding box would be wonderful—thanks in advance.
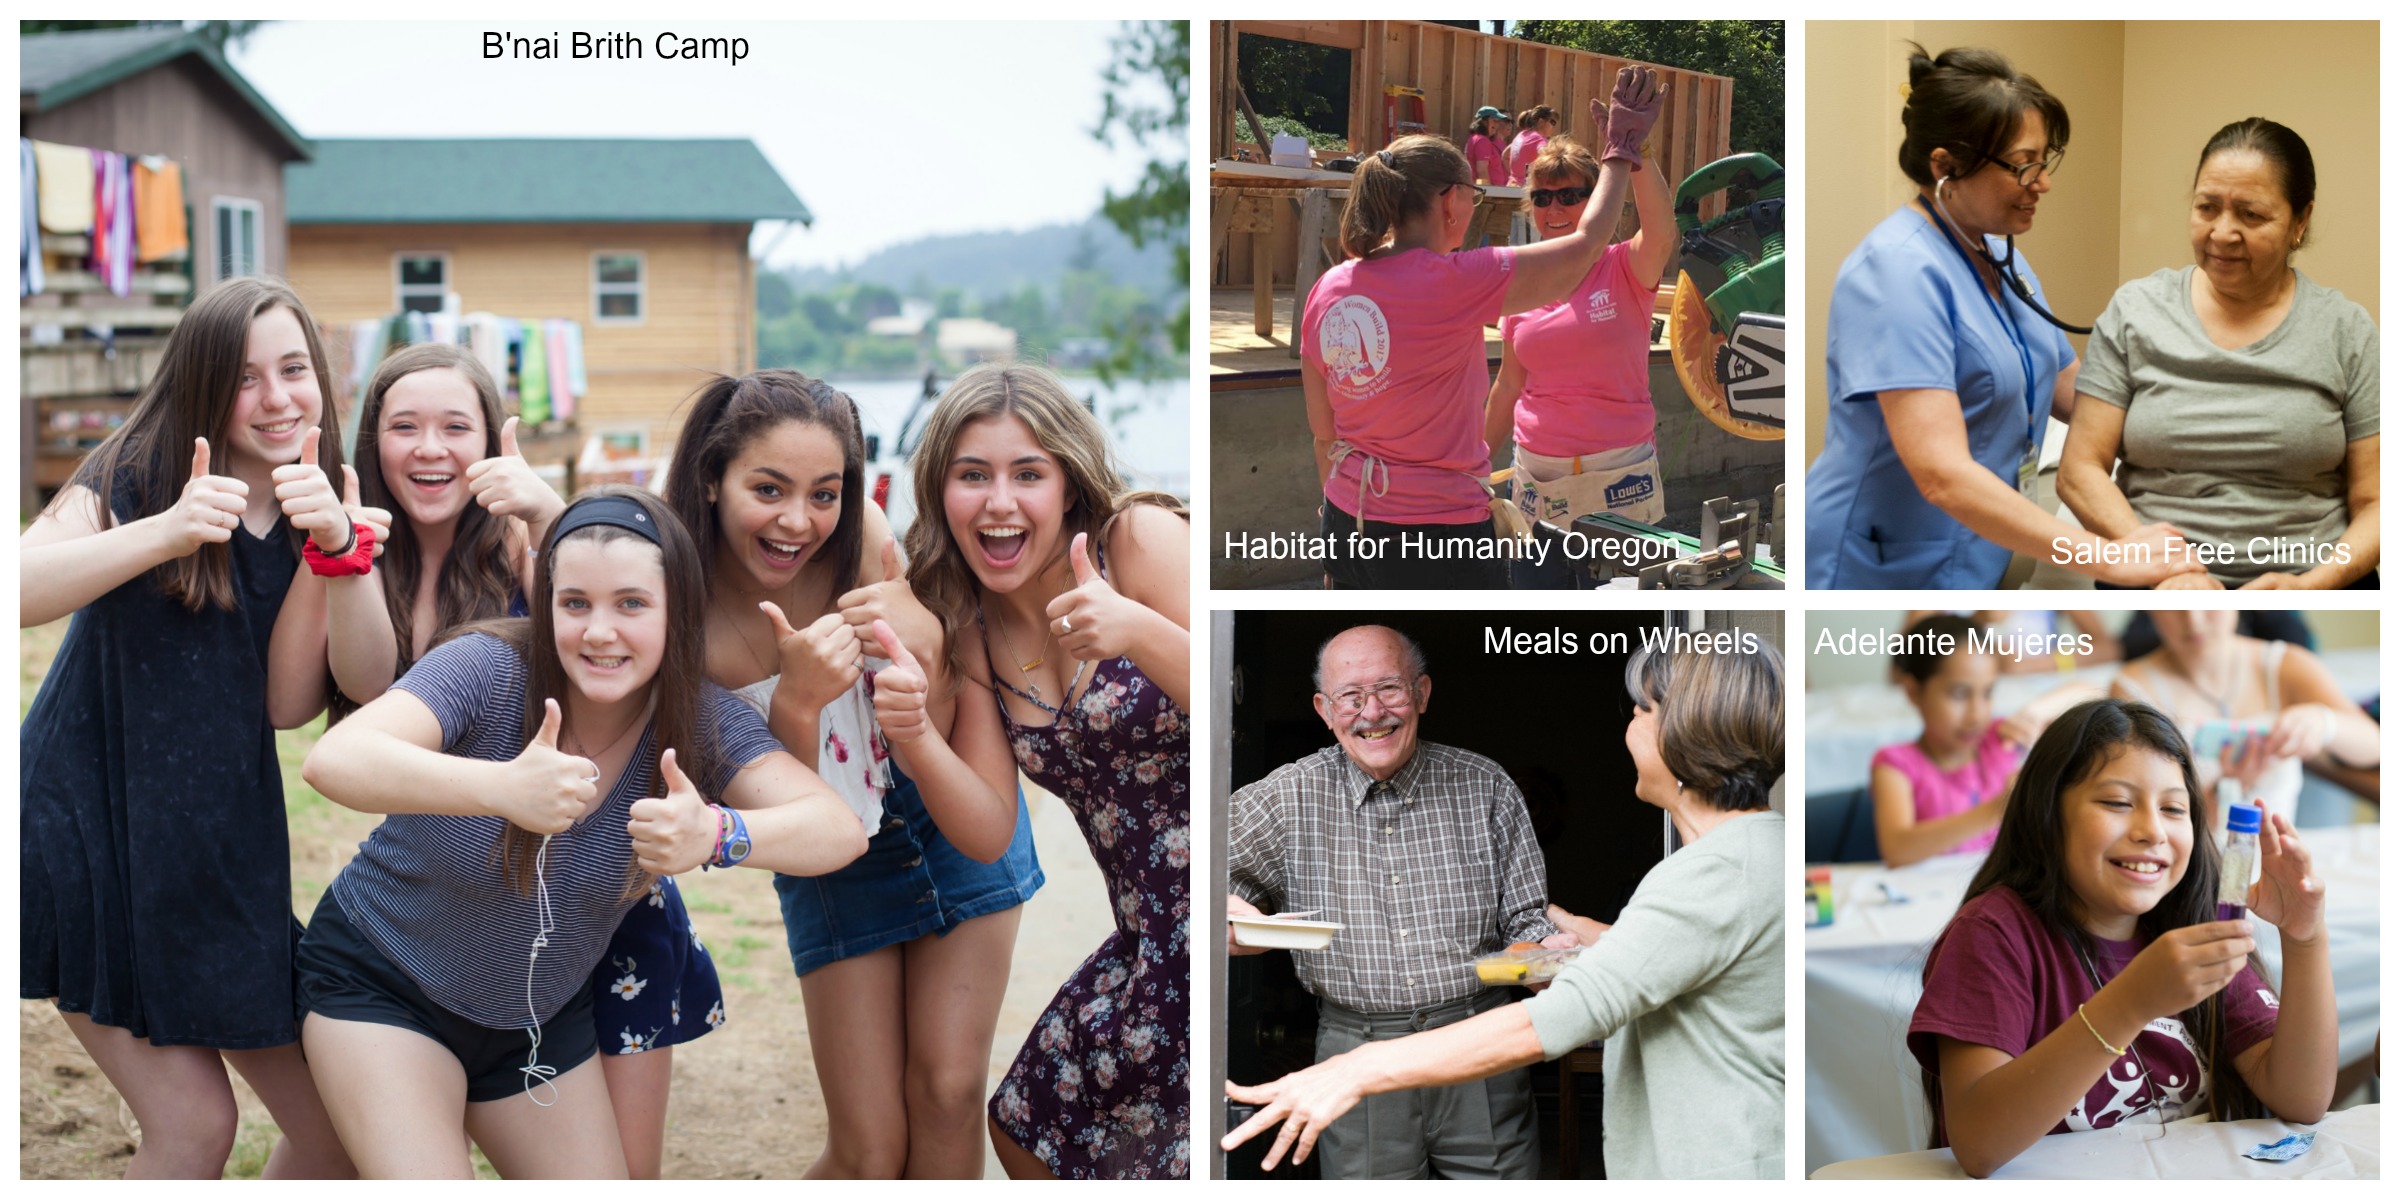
[831,374,1190,532]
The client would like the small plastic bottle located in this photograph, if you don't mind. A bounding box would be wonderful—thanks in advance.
[2217,803,2261,921]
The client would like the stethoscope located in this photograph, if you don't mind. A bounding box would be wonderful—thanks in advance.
[1918,178,2093,336]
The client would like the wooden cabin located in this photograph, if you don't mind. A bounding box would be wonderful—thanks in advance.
[285,138,812,458]
[19,27,314,507]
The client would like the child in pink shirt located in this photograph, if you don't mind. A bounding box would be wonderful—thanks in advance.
[1870,614,2095,866]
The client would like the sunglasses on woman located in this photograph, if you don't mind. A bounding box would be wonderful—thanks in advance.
[1529,187,1594,208]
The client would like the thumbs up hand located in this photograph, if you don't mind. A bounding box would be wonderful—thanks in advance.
[867,619,930,744]
[836,535,944,676]
[163,437,249,556]
[1044,532,1136,662]
[464,416,566,527]
[271,426,352,553]
[761,600,863,717]
[340,465,393,559]
[492,698,598,834]
[628,748,716,875]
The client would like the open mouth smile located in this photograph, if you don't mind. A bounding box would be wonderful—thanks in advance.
[977,525,1029,569]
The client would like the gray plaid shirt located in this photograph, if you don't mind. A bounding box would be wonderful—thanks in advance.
[1229,742,1557,1012]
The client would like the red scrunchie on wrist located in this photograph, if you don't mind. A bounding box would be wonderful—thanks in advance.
[302,523,376,577]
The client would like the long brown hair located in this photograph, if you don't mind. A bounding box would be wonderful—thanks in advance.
[662,370,866,606]
[56,277,341,610]
[351,344,519,685]
[463,487,722,895]
[902,364,1185,685]
[1923,699,2261,1145]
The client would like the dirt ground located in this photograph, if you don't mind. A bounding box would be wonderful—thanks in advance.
[17,619,1114,1180]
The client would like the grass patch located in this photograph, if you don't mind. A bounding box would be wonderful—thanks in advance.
[685,895,733,915]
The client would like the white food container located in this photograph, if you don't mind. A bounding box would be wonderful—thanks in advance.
[1230,915,1340,950]
[1269,134,1315,169]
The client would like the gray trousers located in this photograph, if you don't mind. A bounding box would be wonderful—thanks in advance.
[1312,993,1540,1180]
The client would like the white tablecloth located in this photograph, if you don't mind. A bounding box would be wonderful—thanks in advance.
[1811,1104,2378,1179]
[1804,646,2380,796]
[1803,824,2380,1174]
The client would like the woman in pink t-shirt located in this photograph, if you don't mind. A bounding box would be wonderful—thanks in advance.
[1907,698,2335,1177]
[1299,69,1664,590]
[1464,106,1512,186]
[1869,614,2093,866]
[1505,106,1558,186]
[1483,137,1675,585]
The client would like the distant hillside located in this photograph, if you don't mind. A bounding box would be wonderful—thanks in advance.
[778,216,1180,303]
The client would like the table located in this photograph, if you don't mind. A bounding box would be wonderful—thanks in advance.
[1803,647,2380,796]
[1811,1104,2378,1179]
[1803,824,2381,1174]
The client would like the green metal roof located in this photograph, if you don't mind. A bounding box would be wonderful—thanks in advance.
[20,26,311,160]
[286,139,813,226]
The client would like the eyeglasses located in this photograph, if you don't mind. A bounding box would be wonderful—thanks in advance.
[1528,187,1594,208]
[1323,678,1417,715]
[1443,181,1487,202]
[1995,150,2065,187]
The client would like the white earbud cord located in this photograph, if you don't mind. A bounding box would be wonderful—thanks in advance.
[521,832,560,1106]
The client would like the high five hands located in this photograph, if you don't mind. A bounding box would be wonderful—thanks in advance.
[1602,65,1665,165]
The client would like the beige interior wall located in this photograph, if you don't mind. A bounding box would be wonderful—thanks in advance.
[2118,22,2378,323]
[1806,22,2127,464]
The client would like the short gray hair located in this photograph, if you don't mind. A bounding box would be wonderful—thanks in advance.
[1313,625,1429,694]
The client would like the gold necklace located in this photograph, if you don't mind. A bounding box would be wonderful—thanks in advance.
[993,605,1053,674]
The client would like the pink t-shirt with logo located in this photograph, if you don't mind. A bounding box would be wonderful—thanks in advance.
[1301,245,1517,525]
[1507,130,1549,186]
[1910,886,2279,1143]
[1868,720,2024,858]
[1466,133,1506,183]
[1498,241,1659,457]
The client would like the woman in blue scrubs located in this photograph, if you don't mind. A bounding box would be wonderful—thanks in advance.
[1807,45,2204,590]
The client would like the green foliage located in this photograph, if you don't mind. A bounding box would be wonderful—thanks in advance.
[1091,19,1189,383]
[1236,34,1351,136]
[1234,112,1348,151]
[1513,20,1785,166]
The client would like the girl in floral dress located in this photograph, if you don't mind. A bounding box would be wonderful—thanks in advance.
[875,364,1191,1178]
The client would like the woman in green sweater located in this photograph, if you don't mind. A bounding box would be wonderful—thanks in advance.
[1222,640,1787,1179]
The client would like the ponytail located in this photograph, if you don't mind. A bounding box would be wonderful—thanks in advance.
[1337,135,1471,260]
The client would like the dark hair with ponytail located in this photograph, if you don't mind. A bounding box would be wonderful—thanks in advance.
[1921,699,2264,1147]
[663,369,867,603]
[1897,42,2070,187]
[1338,134,1473,260]
[2196,118,2316,248]
[1623,638,1785,813]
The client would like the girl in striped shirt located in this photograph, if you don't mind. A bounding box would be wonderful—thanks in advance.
[297,488,867,1177]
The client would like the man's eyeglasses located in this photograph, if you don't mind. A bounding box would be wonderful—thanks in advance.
[1529,187,1593,208]
[1324,678,1417,715]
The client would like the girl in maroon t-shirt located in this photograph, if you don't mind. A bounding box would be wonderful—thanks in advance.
[1908,698,2337,1177]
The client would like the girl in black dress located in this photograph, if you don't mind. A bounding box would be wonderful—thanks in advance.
[19,278,360,1178]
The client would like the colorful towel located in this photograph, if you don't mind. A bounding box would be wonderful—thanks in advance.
[133,157,188,262]
[32,140,94,234]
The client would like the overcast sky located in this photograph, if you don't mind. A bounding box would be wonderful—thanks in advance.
[229,21,1173,271]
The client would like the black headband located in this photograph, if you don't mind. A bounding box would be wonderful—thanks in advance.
[548,494,662,549]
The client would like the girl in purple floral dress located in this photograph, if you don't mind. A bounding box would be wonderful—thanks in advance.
[877,364,1191,1178]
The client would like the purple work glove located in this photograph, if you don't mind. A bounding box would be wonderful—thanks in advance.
[1603,65,1665,166]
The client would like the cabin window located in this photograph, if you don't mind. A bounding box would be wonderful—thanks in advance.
[593,252,645,324]
[212,197,262,281]
[395,253,450,314]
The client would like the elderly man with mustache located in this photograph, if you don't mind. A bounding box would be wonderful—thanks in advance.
[1226,624,1576,1179]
